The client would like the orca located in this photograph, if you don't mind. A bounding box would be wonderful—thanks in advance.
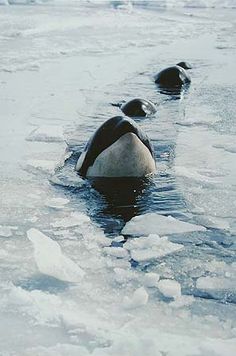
[76,116,156,178]
[120,98,157,117]
[154,62,191,89]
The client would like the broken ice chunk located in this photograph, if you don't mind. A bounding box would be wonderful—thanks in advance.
[27,228,85,283]
[157,279,181,299]
[122,213,206,236]
[124,234,183,262]
[123,287,149,309]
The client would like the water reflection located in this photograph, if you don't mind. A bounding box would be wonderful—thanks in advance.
[156,83,191,99]
[90,177,153,217]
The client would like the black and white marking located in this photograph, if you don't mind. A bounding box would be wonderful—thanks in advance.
[76,116,156,178]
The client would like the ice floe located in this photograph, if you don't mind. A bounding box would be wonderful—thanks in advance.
[27,228,85,282]
[122,213,206,237]
[124,234,183,263]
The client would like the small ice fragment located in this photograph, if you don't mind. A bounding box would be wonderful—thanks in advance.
[158,279,181,299]
[123,287,149,309]
[27,228,85,283]
[113,235,125,243]
[122,213,206,236]
[26,125,64,143]
[51,212,90,228]
[143,272,160,287]
[46,197,70,209]
[103,247,129,259]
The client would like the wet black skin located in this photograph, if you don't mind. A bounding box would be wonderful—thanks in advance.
[120,98,157,117]
[154,65,191,87]
[176,61,192,70]
[154,62,192,96]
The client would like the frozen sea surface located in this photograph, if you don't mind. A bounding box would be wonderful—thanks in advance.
[0,1,236,355]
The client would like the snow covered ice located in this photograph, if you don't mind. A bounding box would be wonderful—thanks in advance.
[26,125,64,143]
[0,0,236,355]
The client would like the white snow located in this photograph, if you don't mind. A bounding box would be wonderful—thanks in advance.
[27,125,64,143]
[27,228,85,283]
[114,267,138,284]
[123,287,149,309]
[1,0,236,8]
[122,213,206,236]
[158,279,182,299]
[175,165,220,184]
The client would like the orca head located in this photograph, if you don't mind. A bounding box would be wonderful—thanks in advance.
[121,98,157,118]
[154,65,191,97]
[76,116,156,178]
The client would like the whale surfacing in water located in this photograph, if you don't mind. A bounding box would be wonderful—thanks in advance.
[154,65,191,87]
[154,62,191,96]
[121,98,157,117]
[76,116,156,178]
